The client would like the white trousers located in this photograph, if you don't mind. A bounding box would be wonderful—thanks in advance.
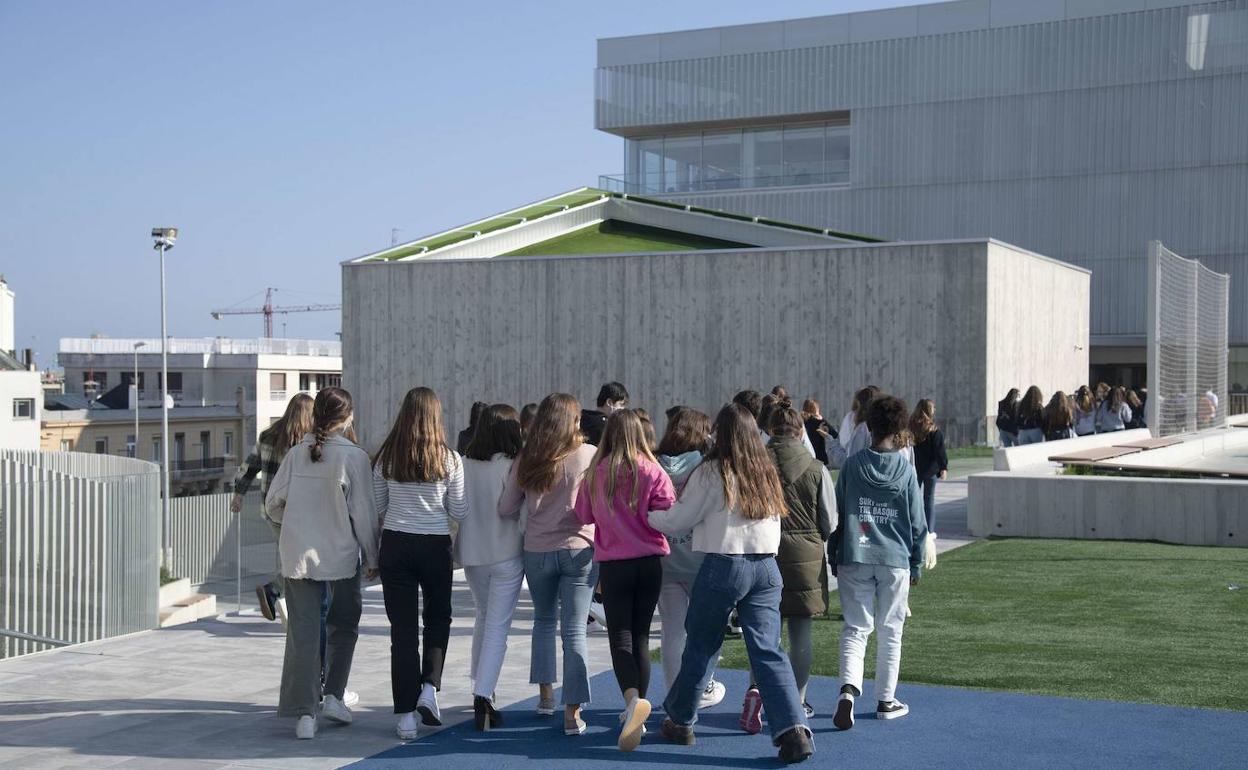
[837,563,910,703]
[657,580,692,689]
[464,556,525,698]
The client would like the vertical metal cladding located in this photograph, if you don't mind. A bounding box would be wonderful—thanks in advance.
[0,450,159,659]
[595,1,1248,344]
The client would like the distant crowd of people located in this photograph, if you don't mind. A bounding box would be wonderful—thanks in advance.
[231,380,942,764]
[995,382,1148,445]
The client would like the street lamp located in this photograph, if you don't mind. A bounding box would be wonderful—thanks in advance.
[132,341,146,458]
[152,227,177,569]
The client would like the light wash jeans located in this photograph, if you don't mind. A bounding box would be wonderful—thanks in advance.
[999,430,1019,448]
[522,547,598,706]
[837,562,910,703]
[664,554,808,745]
[1017,427,1045,445]
[465,556,525,699]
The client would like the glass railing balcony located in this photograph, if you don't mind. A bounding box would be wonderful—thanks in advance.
[598,165,849,196]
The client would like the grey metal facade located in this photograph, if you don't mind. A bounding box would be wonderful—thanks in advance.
[595,0,1248,364]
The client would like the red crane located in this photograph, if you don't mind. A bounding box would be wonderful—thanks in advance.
[209,288,340,338]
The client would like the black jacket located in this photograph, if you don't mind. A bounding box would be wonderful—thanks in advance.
[581,409,608,446]
[913,429,948,480]
[804,417,835,464]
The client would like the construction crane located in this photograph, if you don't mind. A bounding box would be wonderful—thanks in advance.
[210,288,340,338]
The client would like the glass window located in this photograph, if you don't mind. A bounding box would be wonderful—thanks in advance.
[270,372,287,400]
[629,137,664,193]
[826,126,851,184]
[326,373,342,388]
[94,437,108,455]
[744,128,783,187]
[127,434,136,458]
[224,431,234,459]
[662,135,701,193]
[83,371,107,391]
[200,431,211,462]
[783,124,826,186]
[157,371,183,392]
[60,439,73,452]
[12,398,34,419]
[702,130,742,190]
[152,437,161,462]
[299,372,311,391]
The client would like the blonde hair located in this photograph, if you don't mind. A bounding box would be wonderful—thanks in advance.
[515,393,583,494]
[583,410,656,513]
[909,399,936,443]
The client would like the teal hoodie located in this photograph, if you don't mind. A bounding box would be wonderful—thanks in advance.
[831,448,927,580]
[658,451,705,583]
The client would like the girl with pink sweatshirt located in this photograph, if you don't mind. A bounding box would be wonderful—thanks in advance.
[573,409,675,753]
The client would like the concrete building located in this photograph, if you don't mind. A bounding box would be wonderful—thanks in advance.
[343,189,1089,447]
[0,276,42,451]
[40,393,245,496]
[57,337,341,450]
[595,0,1248,389]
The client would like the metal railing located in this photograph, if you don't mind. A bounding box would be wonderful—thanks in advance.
[598,165,850,195]
[170,457,228,477]
[1230,393,1248,416]
[0,450,161,660]
[168,490,279,613]
[59,337,342,357]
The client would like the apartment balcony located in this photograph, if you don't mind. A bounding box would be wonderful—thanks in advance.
[170,457,228,479]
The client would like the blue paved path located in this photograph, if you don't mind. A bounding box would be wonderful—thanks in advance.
[344,668,1247,769]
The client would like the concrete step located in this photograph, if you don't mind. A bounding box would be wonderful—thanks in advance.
[158,592,218,628]
[158,578,192,608]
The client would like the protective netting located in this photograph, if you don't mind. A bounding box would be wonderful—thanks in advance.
[1147,241,1230,436]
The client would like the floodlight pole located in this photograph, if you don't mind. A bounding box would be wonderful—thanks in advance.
[159,240,172,568]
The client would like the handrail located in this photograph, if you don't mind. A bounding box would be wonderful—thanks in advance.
[0,629,71,647]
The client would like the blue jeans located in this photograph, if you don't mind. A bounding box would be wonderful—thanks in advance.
[920,475,938,535]
[665,554,807,744]
[1017,428,1045,445]
[523,548,598,706]
[1000,431,1019,448]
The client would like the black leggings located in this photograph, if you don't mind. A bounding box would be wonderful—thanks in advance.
[598,555,663,697]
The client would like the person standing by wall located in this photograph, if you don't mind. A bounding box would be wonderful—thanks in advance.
[582,382,629,446]
[457,404,525,731]
[648,403,814,764]
[996,388,1021,447]
[830,395,926,731]
[264,387,378,740]
[1043,392,1076,441]
[1015,387,1046,445]
[800,398,835,465]
[499,393,599,736]
[1095,386,1133,433]
[909,399,947,539]
[573,410,675,752]
[1073,386,1097,437]
[373,387,468,740]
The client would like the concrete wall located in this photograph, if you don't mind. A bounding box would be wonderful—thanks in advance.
[342,239,1088,451]
[968,471,1248,547]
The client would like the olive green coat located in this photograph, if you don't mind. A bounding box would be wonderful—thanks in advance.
[768,437,835,617]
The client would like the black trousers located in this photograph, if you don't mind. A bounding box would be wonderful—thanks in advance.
[380,530,453,712]
[599,555,663,697]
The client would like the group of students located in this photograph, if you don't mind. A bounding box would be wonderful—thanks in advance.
[996,383,1147,446]
[234,379,934,764]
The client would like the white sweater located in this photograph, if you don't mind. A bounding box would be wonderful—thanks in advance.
[455,454,523,567]
[646,461,780,556]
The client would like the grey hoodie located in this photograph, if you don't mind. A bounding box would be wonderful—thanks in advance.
[657,451,705,584]
[831,448,927,580]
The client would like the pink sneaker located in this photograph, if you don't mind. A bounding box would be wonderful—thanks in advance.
[739,688,764,734]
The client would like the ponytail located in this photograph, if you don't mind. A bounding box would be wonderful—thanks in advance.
[309,387,354,463]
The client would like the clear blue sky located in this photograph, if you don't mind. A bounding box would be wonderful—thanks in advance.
[1,0,914,369]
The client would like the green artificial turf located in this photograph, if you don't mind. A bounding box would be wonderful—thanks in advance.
[503,220,752,257]
[711,538,1248,711]
[948,444,994,459]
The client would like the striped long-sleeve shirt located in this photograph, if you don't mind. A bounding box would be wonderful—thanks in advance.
[373,449,469,535]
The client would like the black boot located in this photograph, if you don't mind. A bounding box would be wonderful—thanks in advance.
[474,695,502,731]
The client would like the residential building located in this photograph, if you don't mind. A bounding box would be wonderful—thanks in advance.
[0,276,42,451]
[594,0,1248,388]
[343,188,1088,446]
[57,337,341,451]
[41,391,244,496]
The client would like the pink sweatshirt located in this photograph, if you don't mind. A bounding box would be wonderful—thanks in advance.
[573,456,675,562]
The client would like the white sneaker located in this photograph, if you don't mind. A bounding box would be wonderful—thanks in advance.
[321,694,352,725]
[877,700,910,720]
[295,714,317,739]
[396,711,419,740]
[275,597,289,629]
[833,691,855,731]
[342,690,359,709]
[416,683,442,726]
[698,679,726,709]
[588,600,607,629]
[618,698,651,752]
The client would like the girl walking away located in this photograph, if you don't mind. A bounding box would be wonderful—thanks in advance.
[1043,392,1076,442]
[1073,386,1097,436]
[909,399,947,537]
[751,406,836,725]
[520,403,539,438]
[801,399,835,465]
[573,411,676,752]
[265,387,379,740]
[826,386,880,468]
[1015,386,1046,445]
[654,408,726,710]
[648,404,814,764]
[1096,386,1133,433]
[830,395,927,731]
[456,401,488,455]
[1127,389,1147,429]
[373,387,468,740]
[233,393,314,623]
[996,388,1021,447]
[457,405,525,731]
[499,393,599,736]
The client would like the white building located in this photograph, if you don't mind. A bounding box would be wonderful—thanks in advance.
[0,276,42,451]
[57,337,342,450]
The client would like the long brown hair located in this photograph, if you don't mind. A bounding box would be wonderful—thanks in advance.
[1019,386,1045,423]
[852,385,881,426]
[704,403,786,521]
[1044,391,1074,432]
[262,393,314,452]
[657,407,711,456]
[515,393,582,494]
[464,403,522,462]
[1106,386,1126,412]
[909,399,936,443]
[310,387,354,462]
[800,398,820,421]
[373,387,451,483]
[633,408,657,453]
[583,410,655,512]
